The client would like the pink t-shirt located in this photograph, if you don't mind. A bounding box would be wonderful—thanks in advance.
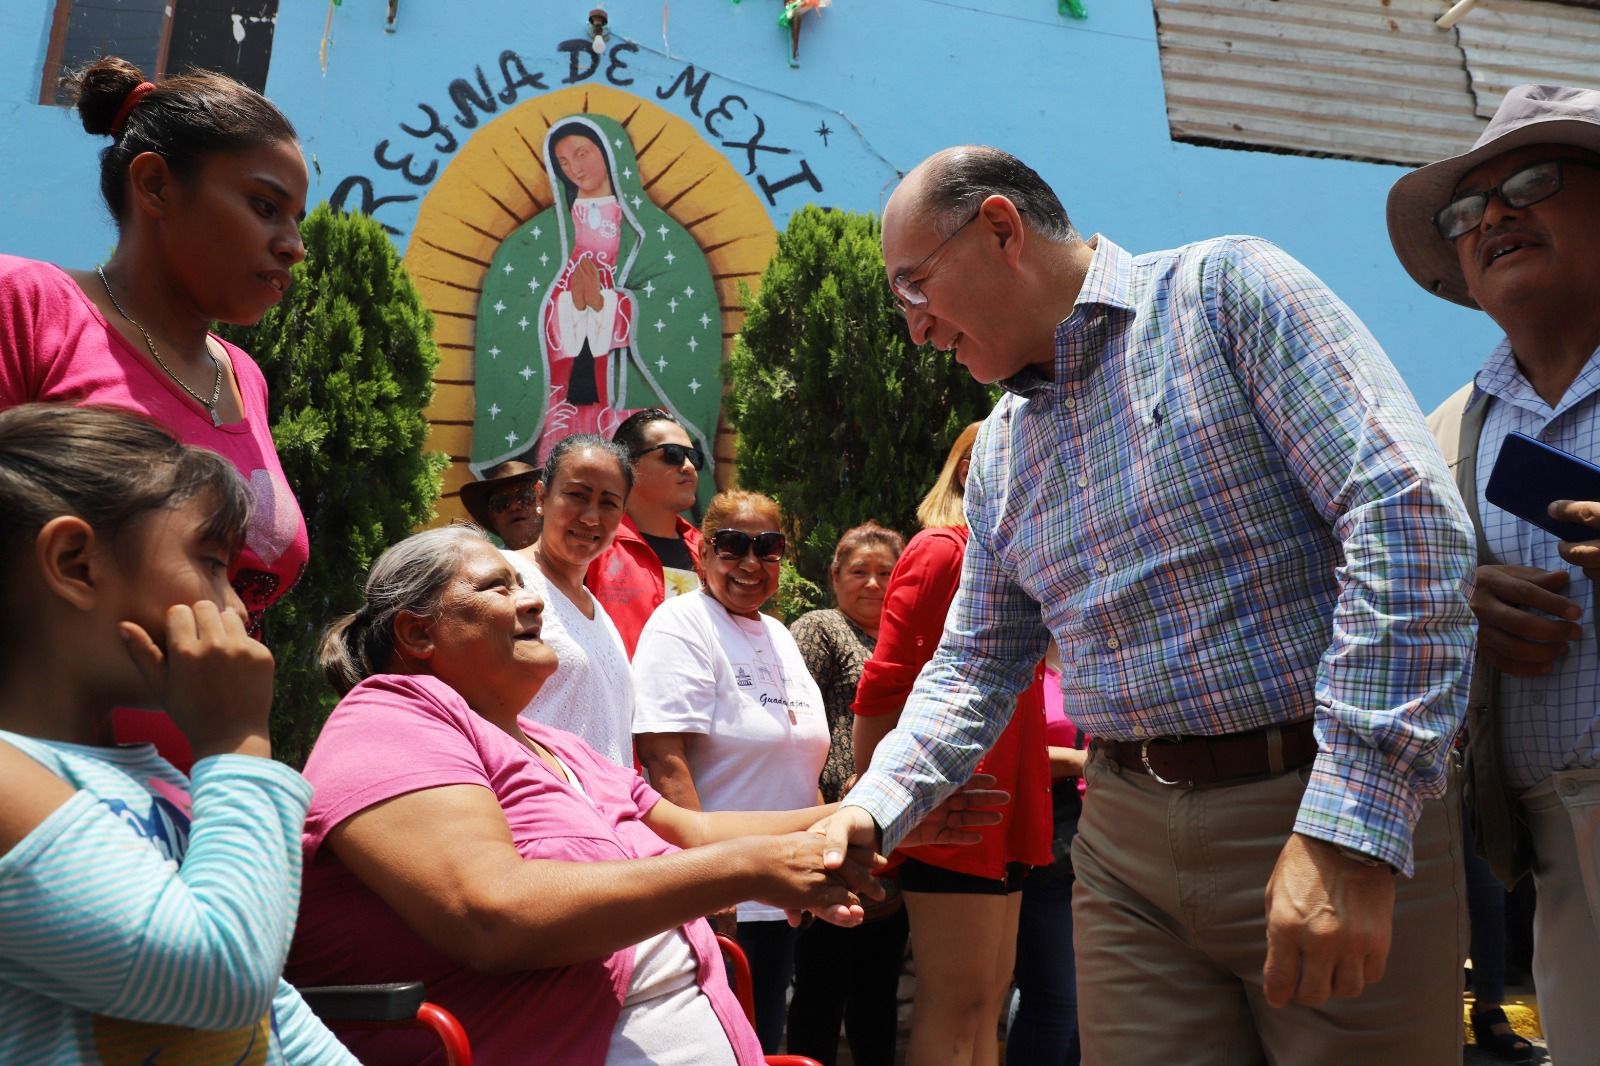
[1043,665,1089,796]
[286,673,763,1066]
[0,255,309,634]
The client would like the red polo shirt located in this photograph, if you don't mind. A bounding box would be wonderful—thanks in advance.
[587,514,703,657]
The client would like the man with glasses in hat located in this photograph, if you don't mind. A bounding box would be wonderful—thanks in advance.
[460,459,541,550]
[812,145,1478,1063]
[1393,84,1600,1062]
[589,408,705,656]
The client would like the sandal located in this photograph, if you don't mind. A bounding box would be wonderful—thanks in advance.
[1470,1006,1533,1063]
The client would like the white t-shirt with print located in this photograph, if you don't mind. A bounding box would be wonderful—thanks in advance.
[631,589,830,921]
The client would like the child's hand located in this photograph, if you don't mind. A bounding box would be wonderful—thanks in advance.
[119,601,275,760]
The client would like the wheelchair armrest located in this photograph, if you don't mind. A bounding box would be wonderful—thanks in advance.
[300,982,427,1022]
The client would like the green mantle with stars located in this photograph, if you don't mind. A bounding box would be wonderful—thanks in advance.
[472,112,721,512]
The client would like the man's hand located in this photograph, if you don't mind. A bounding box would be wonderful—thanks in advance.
[1552,499,1600,585]
[790,806,883,928]
[1469,563,1582,676]
[810,775,1009,869]
[752,831,879,929]
[1262,833,1395,1008]
[809,804,883,873]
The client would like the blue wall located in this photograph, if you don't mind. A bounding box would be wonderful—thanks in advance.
[0,0,1502,409]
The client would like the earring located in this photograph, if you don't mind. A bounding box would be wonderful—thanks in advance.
[536,506,543,514]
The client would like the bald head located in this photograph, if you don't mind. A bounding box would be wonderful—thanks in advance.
[890,145,1078,243]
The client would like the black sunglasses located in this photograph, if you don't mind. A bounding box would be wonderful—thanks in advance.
[487,484,537,514]
[711,528,786,562]
[634,442,705,470]
[1434,158,1600,240]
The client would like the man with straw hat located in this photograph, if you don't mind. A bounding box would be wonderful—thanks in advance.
[460,459,541,550]
[1392,84,1600,1062]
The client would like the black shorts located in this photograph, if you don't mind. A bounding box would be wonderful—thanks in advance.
[896,857,1028,895]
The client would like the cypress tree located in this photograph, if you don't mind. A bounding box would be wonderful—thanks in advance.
[728,205,994,616]
[221,203,446,766]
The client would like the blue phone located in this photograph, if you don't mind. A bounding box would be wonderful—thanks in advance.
[1485,432,1600,542]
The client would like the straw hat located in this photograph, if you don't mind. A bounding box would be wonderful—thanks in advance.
[459,460,540,530]
[1387,84,1600,309]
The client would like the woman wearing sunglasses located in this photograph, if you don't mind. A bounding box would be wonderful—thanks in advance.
[633,490,831,1055]
[853,423,1052,1066]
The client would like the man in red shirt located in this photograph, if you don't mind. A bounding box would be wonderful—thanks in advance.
[588,408,704,656]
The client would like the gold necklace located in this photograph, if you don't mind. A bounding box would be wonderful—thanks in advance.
[97,265,224,427]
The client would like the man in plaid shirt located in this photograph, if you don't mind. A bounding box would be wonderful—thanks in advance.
[818,146,1476,1064]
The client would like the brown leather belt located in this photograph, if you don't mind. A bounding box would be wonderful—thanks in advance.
[1094,718,1317,788]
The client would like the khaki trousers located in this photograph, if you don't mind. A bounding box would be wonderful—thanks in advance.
[1524,768,1600,1064]
[1071,749,1466,1065]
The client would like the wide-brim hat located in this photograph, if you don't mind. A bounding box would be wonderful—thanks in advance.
[1387,84,1600,309]
[459,461,540,529]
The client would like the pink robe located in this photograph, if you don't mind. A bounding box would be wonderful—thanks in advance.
[538,196,637,458]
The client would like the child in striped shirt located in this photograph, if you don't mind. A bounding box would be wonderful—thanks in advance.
[0,404,354,1064]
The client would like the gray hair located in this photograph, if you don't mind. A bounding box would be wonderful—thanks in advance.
[921,146,1079,243]
[319,525,489,695]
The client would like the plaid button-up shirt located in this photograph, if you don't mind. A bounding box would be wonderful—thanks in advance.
[847,235,1476,874]
[1473,338,1600,791]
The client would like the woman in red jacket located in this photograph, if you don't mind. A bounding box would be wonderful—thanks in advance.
[853,422,1052,1066]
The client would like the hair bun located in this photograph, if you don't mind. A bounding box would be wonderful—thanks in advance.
[66,57,148,137]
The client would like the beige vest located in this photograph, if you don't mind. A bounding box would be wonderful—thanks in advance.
[1427,383,1533,886]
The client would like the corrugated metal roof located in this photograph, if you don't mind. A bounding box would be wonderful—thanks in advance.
[1458,1,1600,114]
[1153,0,1600,166]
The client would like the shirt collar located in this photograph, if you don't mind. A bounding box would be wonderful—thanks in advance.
[1474,336,1600,416]
[999,235,1133,398]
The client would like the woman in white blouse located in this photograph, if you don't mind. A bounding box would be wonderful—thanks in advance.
[504,434,636,766]
[633,490,831,1056]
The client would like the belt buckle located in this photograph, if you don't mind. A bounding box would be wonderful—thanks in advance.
[1139,737,1188,787]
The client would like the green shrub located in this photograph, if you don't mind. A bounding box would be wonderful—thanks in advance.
[728,206,994,612]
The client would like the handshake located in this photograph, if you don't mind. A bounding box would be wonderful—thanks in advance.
[751,774,1009,928]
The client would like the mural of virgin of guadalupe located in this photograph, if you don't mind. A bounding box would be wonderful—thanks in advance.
[472,114,723,510]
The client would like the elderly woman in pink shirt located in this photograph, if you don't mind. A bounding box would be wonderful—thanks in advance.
[285,526,1001,1066]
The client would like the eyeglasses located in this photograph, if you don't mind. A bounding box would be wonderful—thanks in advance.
[891,208,981,311]
[634,442,705,470]
[488,484,537,514]
[711,528,786,562]
[1434,159,1600,240]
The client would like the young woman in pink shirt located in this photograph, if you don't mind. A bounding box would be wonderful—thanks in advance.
[0,56,310,765]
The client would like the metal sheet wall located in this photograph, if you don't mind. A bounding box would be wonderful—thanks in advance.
[1153,0,1600,166]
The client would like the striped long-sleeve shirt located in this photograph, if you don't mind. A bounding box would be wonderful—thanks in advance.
[847,235,1477,875]
[0,732,356,1064]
